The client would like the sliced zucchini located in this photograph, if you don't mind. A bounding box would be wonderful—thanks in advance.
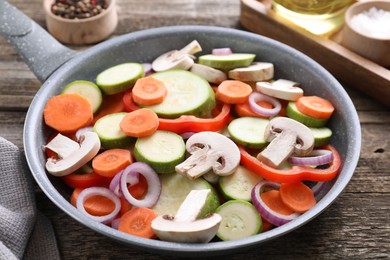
[228,117,270,149]
[61,80,103,113]
[216,200,262,241]
[310,126,332,147]
[93,112,133,149]
[286,102,328,128]
[134,130,185,174]
[152,173,220,218]
[198,53,256,71]
[219,165,263,201]
[145,70,216,118]
[96,63,144,95]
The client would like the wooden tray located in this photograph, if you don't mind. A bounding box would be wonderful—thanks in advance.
[240,0,390,106]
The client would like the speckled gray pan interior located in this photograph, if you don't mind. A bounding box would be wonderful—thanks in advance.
[1,2,361,256]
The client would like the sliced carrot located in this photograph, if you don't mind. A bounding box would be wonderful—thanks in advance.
[216,80,253,104]
[120,197,132,216]
[62,172,111,189]
[279,182,316,213]
[119,108,159,137]
[118,207,158,238]
[92,149,132,178]
[43,93,93,134]
[70,188,116,216]
[92,92,126,124]
[261,190,295,216]
[132,77,167,106]
[296,96,334,119]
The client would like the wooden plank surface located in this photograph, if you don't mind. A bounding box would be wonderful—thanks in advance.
[1,0,389,259]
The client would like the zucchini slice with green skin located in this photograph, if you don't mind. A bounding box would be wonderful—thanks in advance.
[228,117,270,149]
[310,127,333,147]
[93,112,133,149]
[96,63,144,95]
[216,200,262,241]
[286,102,329,128]
[145,70,216,118]
[219,165,263,201]
[134,130,186,174]
[61,80,103,113]
[152,173,220,218]
[198,53,256,71]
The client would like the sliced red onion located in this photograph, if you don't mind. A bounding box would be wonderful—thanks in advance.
[76,187,121,224]
[251,180,300,226]
[111,218,121,230]
[75,126,94,141]
[311,181,326,197]
[142,63,153,75]
[212,48,233,55]
[248,92,281,117]
[288,149,333,166]
[109,169,140,197]
[120,162,161,208]
[180,132,196,140]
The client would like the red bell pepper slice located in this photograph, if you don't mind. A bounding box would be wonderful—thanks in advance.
[239,144,341,183]
[123,90,232,134]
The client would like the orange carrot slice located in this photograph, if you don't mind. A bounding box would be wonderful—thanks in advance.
[261,190,295,216]
[279,182,316,213]
[71,188,115,216]
[296,96,334,119]
[43,93,93,134]
[92,149,132,178]
[216,80,253,104]
[118,207,158,238]
[119,108,159,137]
[132,77,167,106]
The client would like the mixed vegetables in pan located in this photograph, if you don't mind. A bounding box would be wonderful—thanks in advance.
[42,40,340,242]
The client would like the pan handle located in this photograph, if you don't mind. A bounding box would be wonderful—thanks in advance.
[0,0,77,82]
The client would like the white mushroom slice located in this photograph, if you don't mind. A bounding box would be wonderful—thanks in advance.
[256,79,303,101]
[45,132,101,176]
[228,62,274,81]
[175,131,240,180]
[152,40,202,72]
[257,117,314,168]
[45,133,80,159]
[151,189,222,243]
[190,63,227,84]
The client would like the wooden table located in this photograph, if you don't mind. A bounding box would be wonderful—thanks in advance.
[1,0,389,259]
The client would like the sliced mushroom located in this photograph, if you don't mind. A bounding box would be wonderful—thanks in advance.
[175,131,240,180]
[257,117,314,168]
[228,62,274,82]
[190,63,227,84]
[45,132,101,176]
[151,189,222,243]
[152,40,202,72]
[256,79,303,101]
[45,133,80,159]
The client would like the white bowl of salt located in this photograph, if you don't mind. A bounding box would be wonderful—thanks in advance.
[338,0,390,68]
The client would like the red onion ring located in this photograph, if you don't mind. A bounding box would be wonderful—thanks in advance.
[311,181,326,197]
[142,63,153,75]
[109,170,139,197]
[288,149,333,166]
[211,48,233,55]
[76,187,121,224]
[248,92,281,117]
[120,162,161,208]
[180,132,196,140]
[111,218,120,230]
[251,180,300,226]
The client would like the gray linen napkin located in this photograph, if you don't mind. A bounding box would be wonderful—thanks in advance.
[0,137,60,260]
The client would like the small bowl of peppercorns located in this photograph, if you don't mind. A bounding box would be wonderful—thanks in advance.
[43,0,118,45]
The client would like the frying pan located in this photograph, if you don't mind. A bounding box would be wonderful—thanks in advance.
[0,1,361,256]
